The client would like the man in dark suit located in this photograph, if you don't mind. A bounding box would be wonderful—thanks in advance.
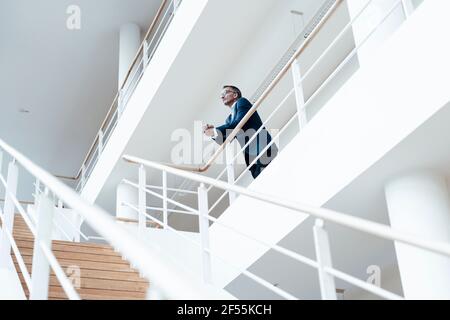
[204,85,278,179]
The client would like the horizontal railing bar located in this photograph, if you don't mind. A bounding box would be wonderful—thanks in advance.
[39,242,81,300]
[124,201,299,300]
[154,0,343,173]
[0,139,225,300]
[147,206,194,215]
[208,190,229,215]
[57,0,172,183]
[233,0,404,187]
[53,220,74,242]
[238,268,297,300]
[54,210,89,241]
[0,198,34,205]
[0,175,37,237]
[123,155,450,260]
[206,87,296,194]
[147,185,198,195]
[122,179,199,215]
[324,266,404,300]
[119,0,169,92]
[206,214,319,270]
[228,87,296,169]
[116,216,162,227]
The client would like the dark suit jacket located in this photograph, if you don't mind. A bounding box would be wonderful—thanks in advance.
[214,98,278,165]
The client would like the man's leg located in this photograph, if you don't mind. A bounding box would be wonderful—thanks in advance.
[245,152,264,179]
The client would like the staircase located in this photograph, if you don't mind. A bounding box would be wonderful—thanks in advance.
[9,214,149,300]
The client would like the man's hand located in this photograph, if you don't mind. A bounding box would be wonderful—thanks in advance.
[203,124,215,137]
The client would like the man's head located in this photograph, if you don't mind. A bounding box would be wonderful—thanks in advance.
[221,85,242,107]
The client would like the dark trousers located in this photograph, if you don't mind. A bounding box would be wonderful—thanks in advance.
[244,148,277,179]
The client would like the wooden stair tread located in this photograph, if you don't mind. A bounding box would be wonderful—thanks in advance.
[23,287,147,300]
[17,276,149,293]
[17,247,128,264]
[9,213,150,300]
[13,262,145,282]
[15,240,122,257]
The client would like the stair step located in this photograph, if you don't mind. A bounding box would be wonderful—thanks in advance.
[9,214,150,300]
[12,256,140,273]
[15,240,122,257]
[17,247,128,264]
[17,275,149,293]
[14,262,145,281]
[23,287,147,300]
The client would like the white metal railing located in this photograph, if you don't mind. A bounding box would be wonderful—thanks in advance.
[122,153,450,300]
[0,138,231,300]
[157,0,417,221]
[111,0,428,300]
[73,0,182,192]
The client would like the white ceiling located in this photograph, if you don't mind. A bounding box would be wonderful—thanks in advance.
[0,0,162,176]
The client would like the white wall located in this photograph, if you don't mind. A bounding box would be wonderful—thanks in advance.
[206,0,450,288]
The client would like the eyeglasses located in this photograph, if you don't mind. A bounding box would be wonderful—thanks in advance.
[220,90,235,98]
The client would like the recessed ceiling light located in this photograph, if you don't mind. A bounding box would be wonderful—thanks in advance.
[290,10,304,15]
[19,108,31,114]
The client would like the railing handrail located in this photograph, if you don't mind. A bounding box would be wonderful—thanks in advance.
[56,0,170,182]
[0,138,230,299]
[154,0,343,173]
[123,154,450,260]
[69,0,342,186]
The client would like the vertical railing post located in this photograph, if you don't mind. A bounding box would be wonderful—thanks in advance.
[0,151,3,176]
[291,59,308,130]
[162,170,168,229]
[80,164,86,189]
[118,89,125,117]
[197,183,212,284]
[30,191,54,300]
[225,144,237,204]
[313,219,337,300]
[138,165,147,234]
[401,0,414,18]
[0,159,19,269]
[143,40,150,67]
[173,0,181,14]
[98,130,104,156]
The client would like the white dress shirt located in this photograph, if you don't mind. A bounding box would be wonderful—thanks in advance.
[213,102,237,139]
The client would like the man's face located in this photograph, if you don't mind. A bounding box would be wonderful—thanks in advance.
[220,88,238,106]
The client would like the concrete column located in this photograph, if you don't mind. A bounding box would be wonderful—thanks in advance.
[119,23,141,89]
[385,171,450,299]
[116,183,139,221]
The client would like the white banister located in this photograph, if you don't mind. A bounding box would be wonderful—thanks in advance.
[291,59,307,129]
[0,159,19,269]
[0,137,231,300]
[225,144,237,204]
[30,193,54,300]
[401,0,415,17]
[162,170,168,228]
[198,183,212,284]
[80,164,86,189]
[143,40,150,67]
[98,130,104,155]
[138,165,147,234]
[313,219,337,300]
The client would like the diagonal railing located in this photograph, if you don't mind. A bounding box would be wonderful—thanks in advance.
[122,153,450,300]
[157,0,417,219]
[45,0,181,191]
[0,138,232,300]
